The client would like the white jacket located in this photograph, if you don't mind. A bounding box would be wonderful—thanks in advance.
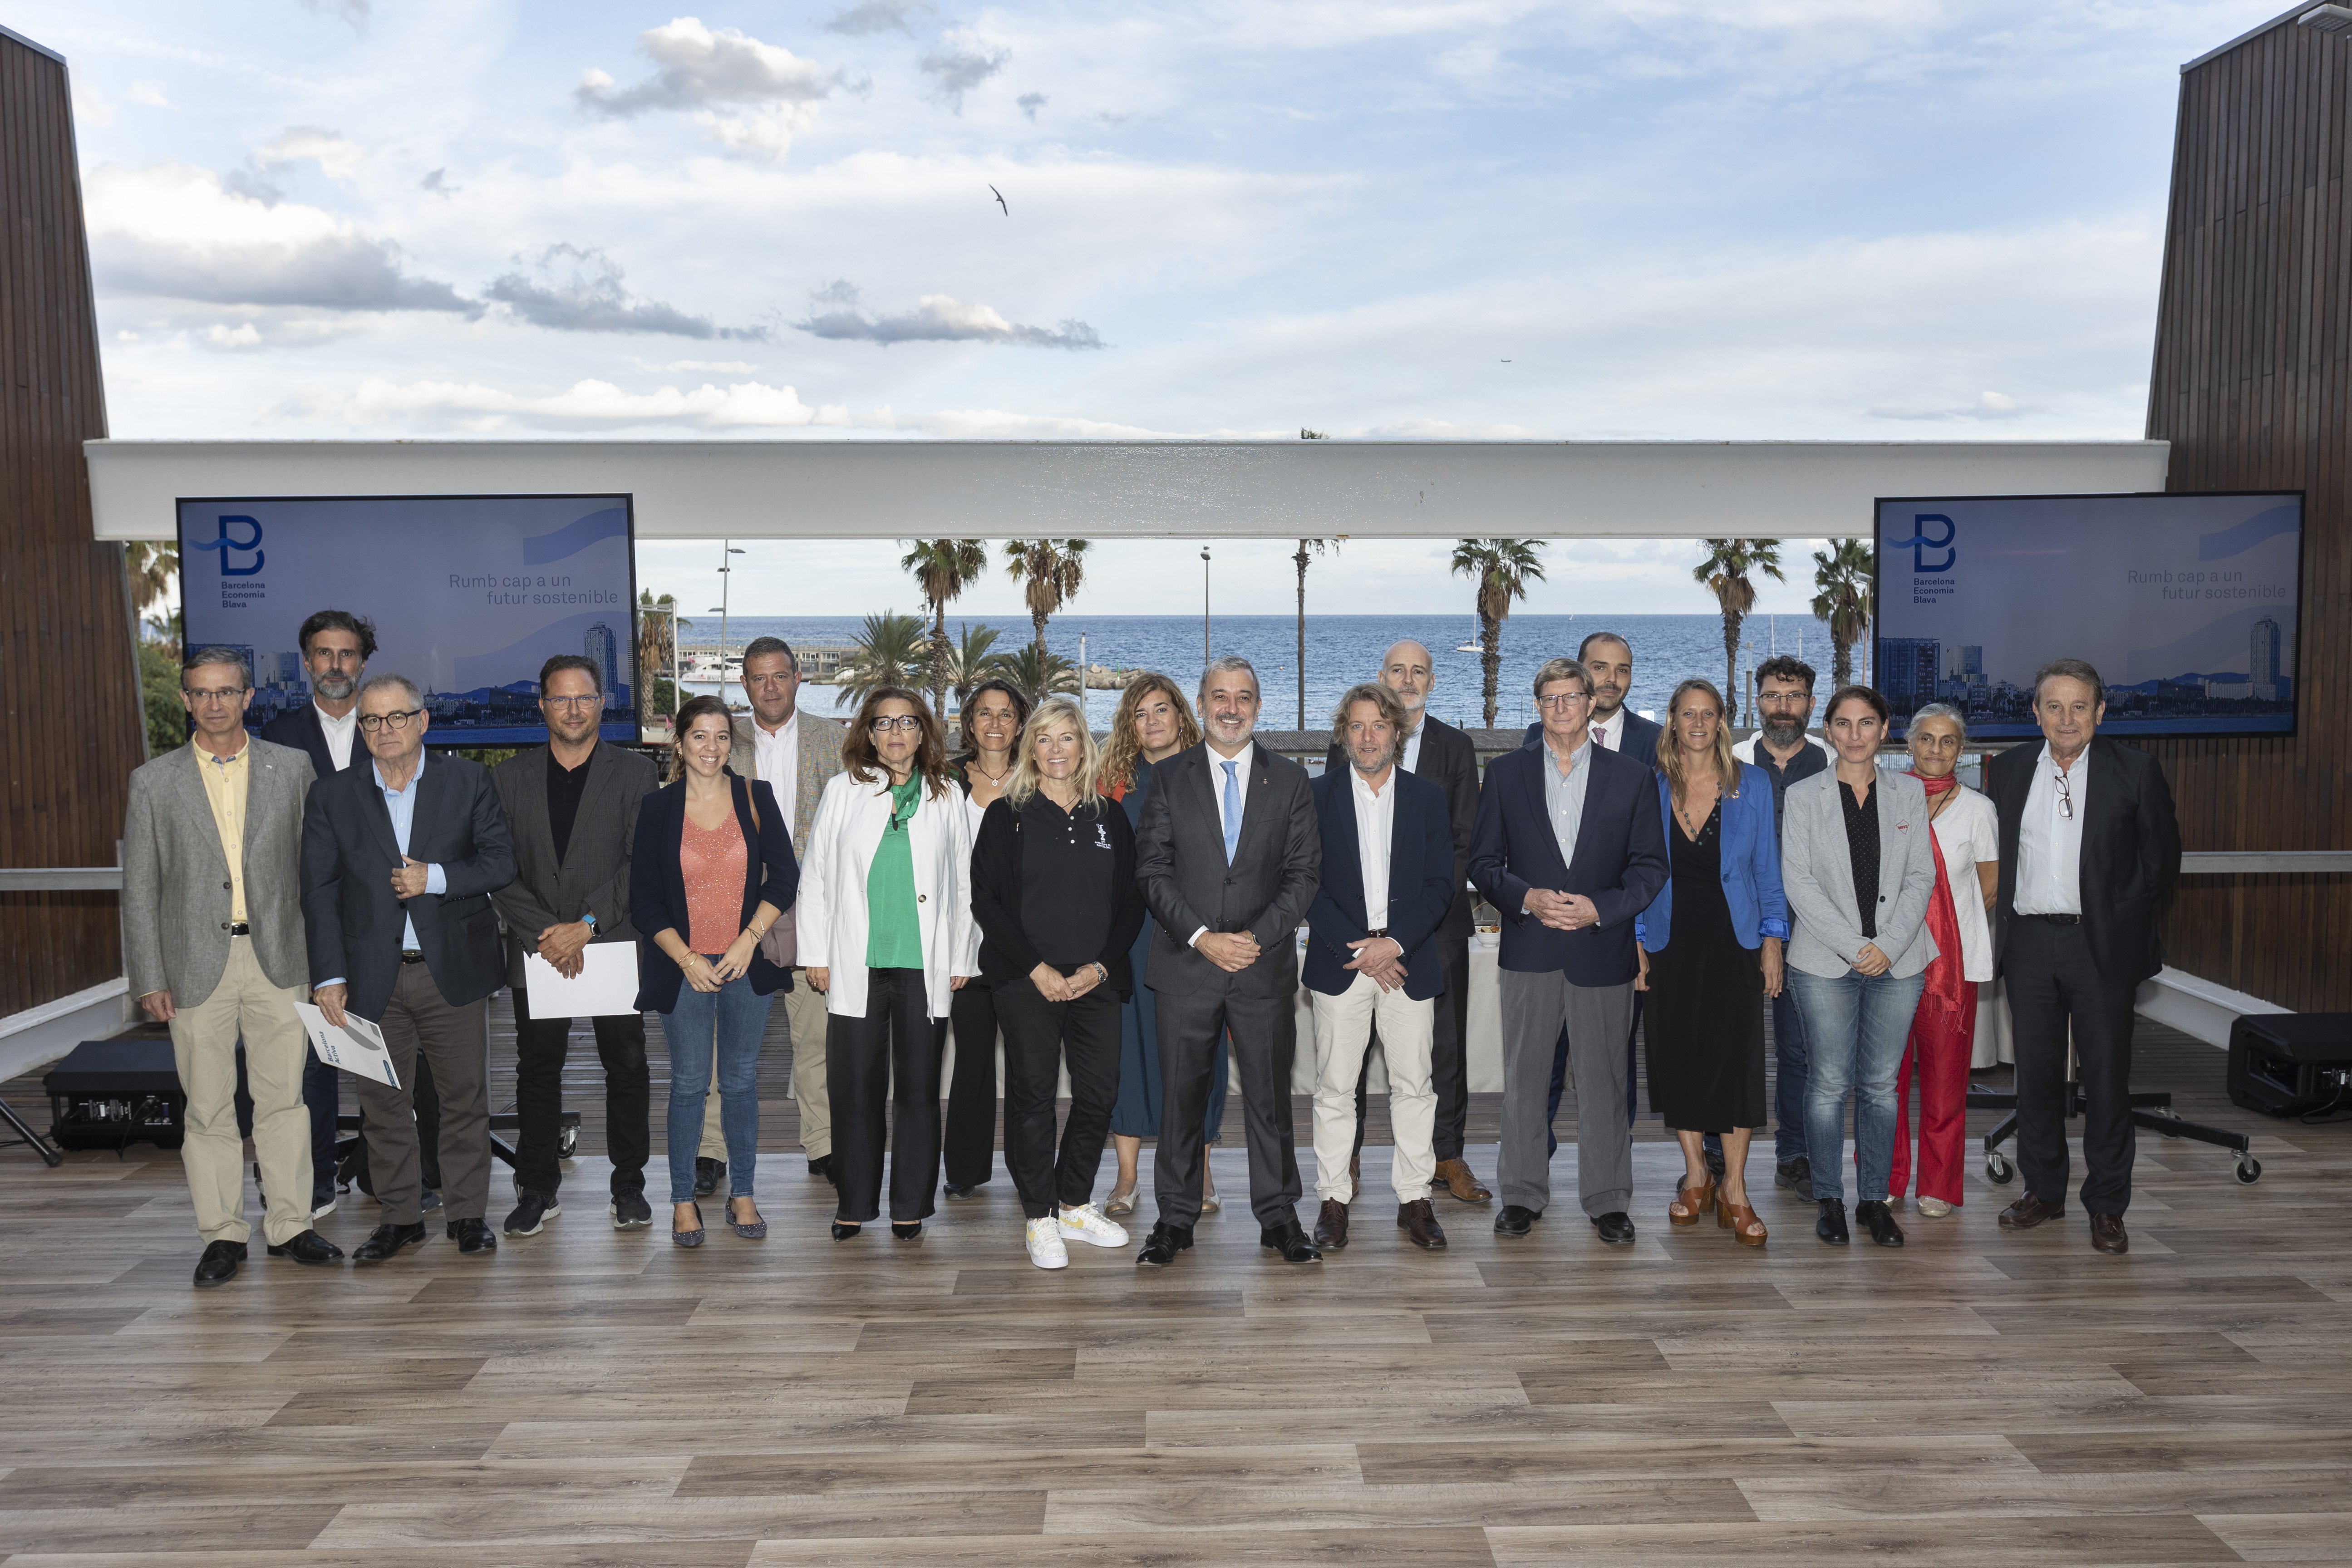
[796,770,979,1019]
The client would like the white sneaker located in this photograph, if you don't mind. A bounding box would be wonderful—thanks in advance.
[1058,1203,1130,1249]
[1915,1196,1953,1218]
[1024,1216,1069,1270]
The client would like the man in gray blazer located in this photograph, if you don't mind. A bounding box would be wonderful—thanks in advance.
[1134,655,1323,1266]
[706,634,846,1189]
[492,655,659,1236]
[124,646,343,1286]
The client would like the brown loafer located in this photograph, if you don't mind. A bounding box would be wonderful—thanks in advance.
[2090,1213,2128,1254]
[1313,1197,1350,1250]
[1432,1158,1491,1204]
[1997,1192,2067,1229]
[1397,1198,1447,1250]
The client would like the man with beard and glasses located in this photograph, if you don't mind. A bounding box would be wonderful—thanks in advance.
[1732,654,1832,1199]
[262,609,383,1220]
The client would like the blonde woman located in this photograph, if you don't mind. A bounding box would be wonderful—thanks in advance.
[968,698,1146,1268]
[1634,679,1786,1246]
[799,687,976,1240]
[1100,674,1225,1216]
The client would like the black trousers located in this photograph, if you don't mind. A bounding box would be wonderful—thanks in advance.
[511,982,650,1198]
[996,975,1122,1219]
[1352,933,1472,1163]
[1155,983,1302,1230]
[2006,916,2140,1215]
[828,967,949,1224]
[941,979,1003,1188]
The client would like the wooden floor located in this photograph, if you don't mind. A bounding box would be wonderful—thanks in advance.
[1,1014,2347,1567]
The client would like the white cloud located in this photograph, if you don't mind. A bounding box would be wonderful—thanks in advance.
[624,356,763,372]
[918,29,1009,112]
[905,408,1170,437]
[1866,390,2038,421]
[822,0,936,36]
[296,0,369,25]
[274,375,851,432]
[1017,91,1048,120]
[129,82,171,108]
[797,281,1101,349]
[576,17,836,162]
[85,162,476,314]
[255,127,365,180]
[205,323,264,348]
[484,243,767,339]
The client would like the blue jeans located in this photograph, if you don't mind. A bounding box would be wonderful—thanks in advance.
[1772,988,1810,1164]
[1789,966,1924,1206]
[660,966,772,1204]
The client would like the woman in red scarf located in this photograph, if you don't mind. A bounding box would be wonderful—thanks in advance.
[1891,704,2001,1216]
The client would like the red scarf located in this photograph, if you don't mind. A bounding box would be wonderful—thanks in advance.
[1906,769,1967,1016]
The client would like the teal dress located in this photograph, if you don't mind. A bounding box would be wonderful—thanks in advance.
[1110,756,1228,1142]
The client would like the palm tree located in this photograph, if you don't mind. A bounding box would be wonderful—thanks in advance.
[1003,539,1089,655]
[941,621,1014,711]
[636,590,685,716]
[1810,537,1875,691]
[125,541,177,615]
[901,539,988,712]
[1449,539,1547,728]
[834,611,930,711]
[1001,643,1079,706]
[1292,538,1337,728]
[1693,538,1786,726]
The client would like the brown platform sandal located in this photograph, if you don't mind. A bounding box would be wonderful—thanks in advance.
[1716,1194,1768,1246]
[1668,1176,1717,1227]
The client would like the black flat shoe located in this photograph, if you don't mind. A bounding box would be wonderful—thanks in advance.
[1856,1200,1905,1248]
[265,1229,344,1266]
[352,1222,428,1263]
[1260,1219,1322,1263]
[1592,1211,1636,1244]
[1493,1204,1540,1236]
[1816,1199,1850,1246]
[1136,1221,1193,1267]
[1775,1157,1815,1201]
[831,1221,862,1241]
[448,1218,497,1254]
[674,1202,706,1249]
[193,1239,247,1288]
[891,1220,923,1240]
[942,1182,981,1200]
[694,1158,724,1199]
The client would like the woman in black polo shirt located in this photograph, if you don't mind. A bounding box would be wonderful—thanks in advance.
[969,695,1146,1270]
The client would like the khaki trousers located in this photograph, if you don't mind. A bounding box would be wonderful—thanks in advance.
[701,973,829,1160]
[1310,973,1437,1204]
[168,937,313,1246]
[355,962,492,1224]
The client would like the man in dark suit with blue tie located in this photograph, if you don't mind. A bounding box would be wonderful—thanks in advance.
[1474,655,1669,1242]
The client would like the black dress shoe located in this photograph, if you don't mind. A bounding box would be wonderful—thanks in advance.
[1260,1219,1322,1263]
[1856,1199,1905,1248]
[448,1218,497,1254]
[352,1222,428,1263]
[266,1229,344,1265]
[831,1221,863,1241]
[694,1157,724,1198]
[1136,1221,1194,1267]
[1493,1204,1540,1236]
[1816,1199,1850,1246]
[1775,1156,1815,1201]
[1592,1211,1636,1244]
[1397,1198,1447,1250]
[193,1239,247,1288]
[891,1220,923,1240]
[807,1155,833,1181]
[943,1182,981,1200]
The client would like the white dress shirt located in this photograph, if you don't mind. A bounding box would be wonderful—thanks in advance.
[315,702,356,771]
[1587,708,1624,752]
[751,711,798,833]
[1352,765,1396,932]
[1400,720,1426,775]
[1188,740,1256,949]
[2015,743,2087,916]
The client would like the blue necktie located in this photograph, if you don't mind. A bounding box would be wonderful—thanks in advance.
[1221,760,1241,863]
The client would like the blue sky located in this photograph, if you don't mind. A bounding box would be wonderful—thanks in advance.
[25,0,2281,614]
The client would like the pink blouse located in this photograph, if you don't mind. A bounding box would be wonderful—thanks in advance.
[680,813,748,955]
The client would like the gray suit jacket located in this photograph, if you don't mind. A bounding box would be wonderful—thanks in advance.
[1135,741,1321,998]
[122,739,316,1006]
[729,712,845,871]
[490,742,659,988]
[1779,767,1941,980]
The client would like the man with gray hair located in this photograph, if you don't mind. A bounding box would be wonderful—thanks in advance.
[303,672,516,1263]
[124,647,343,1286]
[1133,655,1323,1266]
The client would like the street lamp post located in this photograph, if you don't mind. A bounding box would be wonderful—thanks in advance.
[714,539,746,693]
[1201,546,1211,666]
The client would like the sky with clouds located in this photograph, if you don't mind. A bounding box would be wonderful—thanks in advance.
[24,0,2282,614]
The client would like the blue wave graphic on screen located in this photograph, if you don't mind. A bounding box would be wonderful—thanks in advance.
[2196,504,2298,561]
[522,506,628,565]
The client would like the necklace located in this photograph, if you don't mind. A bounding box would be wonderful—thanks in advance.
[970,760,1012,787]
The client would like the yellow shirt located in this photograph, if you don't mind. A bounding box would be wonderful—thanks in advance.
[194,738,251,924]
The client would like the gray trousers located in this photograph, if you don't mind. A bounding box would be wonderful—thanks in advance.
[1498,967,1635,1217]
[356,961,491,1225]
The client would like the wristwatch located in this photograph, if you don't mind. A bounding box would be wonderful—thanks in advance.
[582,912,597,932]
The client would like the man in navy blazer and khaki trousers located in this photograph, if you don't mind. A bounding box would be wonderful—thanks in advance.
[1305,683,1460,1253]
[1472,656,1669,1241]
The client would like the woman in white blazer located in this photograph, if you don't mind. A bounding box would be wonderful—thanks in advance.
[800,686,978,1240]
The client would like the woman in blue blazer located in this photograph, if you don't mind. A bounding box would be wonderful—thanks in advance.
[1634,679,1786,1246]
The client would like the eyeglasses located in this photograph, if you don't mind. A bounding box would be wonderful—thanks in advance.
[870,716,925,733]
[2052,767,2074,821]
[183,687,248,705]
[357,708,423,733]
[1535,692,1591,709]
[542,695,601,711]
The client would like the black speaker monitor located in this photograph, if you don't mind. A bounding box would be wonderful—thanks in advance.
[2227,1013,2352,1118]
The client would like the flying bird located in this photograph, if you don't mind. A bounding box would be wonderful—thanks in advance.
[989,185,1008,216]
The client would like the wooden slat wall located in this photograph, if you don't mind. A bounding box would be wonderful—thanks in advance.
[2147,18,2352,1012]
[0,32,143,1018]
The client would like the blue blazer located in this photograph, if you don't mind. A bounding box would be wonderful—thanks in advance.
[630,773,799,1014]
[1634,764,1789,953]
[1304,766,1456,1001]
[1522,710,1666,772]
[1468,742,1668,987]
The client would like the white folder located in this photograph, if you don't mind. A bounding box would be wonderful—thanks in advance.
[292,1001,403,1088]
[523,942,642,1017]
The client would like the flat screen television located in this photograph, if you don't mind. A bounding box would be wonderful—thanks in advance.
[1873,490,2302,741]
[176,493,638,746]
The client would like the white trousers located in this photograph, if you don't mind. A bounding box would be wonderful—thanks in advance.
[1310,972,1437,1204]
[167,936,314,1246]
